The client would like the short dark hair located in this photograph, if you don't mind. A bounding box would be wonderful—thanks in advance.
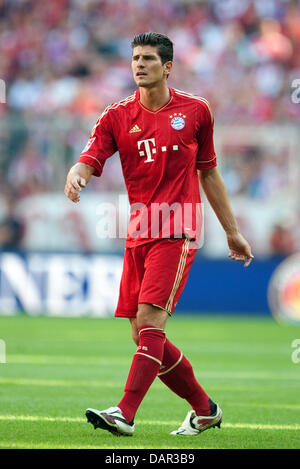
[131,32,173,64]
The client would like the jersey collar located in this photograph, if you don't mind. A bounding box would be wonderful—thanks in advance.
[136,88,174,114]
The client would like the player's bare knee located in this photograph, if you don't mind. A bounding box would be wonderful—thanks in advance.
[137,303,168,330]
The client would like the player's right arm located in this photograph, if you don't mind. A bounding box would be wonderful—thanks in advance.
[64,162,95,203]
[65,105,118,203]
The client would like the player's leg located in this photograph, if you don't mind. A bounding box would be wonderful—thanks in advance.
[159,338,211,413]
[159,338,222,435]
[130,310,217,418]
[117,303,168,423]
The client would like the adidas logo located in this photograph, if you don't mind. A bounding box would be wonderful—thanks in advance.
[138,345,148,351]
[129,124,141,133]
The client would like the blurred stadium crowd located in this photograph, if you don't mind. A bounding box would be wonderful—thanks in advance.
[0,0,299,253]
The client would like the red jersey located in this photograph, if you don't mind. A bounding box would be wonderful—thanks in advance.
[78,87,217,247]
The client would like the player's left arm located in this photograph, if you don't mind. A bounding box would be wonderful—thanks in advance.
[199,166,254,267]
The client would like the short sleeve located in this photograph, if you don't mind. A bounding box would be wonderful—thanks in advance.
[196,101,217,171]
[78,108,117,177]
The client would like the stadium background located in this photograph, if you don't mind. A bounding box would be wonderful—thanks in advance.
[1,0,300,318]
[1,0,300,451]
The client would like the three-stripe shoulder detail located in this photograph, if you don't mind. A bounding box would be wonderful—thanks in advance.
[173,89,213,123]
[93,93,136,131]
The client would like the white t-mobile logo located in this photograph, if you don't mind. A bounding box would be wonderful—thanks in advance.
[138,138,156,163]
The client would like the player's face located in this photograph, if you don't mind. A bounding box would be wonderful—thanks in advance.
[132,45,172,88]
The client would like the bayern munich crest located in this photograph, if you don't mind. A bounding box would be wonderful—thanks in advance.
[170,113,186,130]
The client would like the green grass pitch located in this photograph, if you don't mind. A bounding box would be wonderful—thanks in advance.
[0,314,299,449]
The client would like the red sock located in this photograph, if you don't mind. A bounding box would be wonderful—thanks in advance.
[117,326,165,423]
[158,338,211,416]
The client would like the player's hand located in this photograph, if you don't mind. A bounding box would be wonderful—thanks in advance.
[64,175,86,203]
[226,231,254,268]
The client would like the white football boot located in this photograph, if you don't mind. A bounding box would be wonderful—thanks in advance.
[86,406,135,436]
[171,403,222,435]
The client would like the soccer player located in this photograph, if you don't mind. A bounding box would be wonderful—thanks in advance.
[64,32,253,436]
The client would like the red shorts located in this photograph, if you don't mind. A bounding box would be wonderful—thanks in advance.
[115,238,197,318]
